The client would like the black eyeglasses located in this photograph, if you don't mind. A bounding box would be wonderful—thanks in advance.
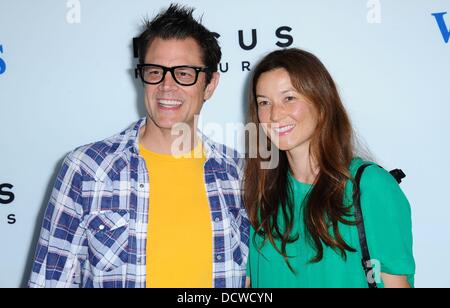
[135,64,210,86]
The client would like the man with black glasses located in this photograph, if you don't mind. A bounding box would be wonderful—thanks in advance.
[29,4,248,288]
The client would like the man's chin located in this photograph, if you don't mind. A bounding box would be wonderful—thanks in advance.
[155,121,193,131]
[146,115,195,131]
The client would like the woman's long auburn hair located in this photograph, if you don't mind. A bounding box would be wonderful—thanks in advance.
[244,48,357,267]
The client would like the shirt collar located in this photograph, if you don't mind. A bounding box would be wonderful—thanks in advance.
[123,117,231,161]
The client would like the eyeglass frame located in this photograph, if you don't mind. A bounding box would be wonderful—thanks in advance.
[135,63,210,86]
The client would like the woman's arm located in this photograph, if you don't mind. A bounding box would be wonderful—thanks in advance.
[245,277,251,288]
[381,273,411,288]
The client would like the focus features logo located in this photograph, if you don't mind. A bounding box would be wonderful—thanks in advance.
[0,183,16,224]
[214,26,294,73]
[133,26,294,73]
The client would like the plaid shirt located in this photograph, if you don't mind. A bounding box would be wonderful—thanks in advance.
[28,118,249,288]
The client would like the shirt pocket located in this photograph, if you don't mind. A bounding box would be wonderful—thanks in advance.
[85,209,129,272]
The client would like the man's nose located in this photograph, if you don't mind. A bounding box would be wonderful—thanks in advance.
[159,70,178,89]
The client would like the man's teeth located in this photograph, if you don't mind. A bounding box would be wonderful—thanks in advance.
[274,125,295,133]
[158,100,182,106]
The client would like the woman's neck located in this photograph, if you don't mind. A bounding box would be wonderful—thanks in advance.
[286,144,319,184]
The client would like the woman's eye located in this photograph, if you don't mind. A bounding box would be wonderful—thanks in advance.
[285,96,296,102]
[258,101,269,106]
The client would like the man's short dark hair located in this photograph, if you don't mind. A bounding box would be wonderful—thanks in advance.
[137,4,221,85]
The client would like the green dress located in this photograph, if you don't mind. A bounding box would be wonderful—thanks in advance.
[247,158,415,288]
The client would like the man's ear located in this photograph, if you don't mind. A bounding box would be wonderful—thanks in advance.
[204,72,220,101]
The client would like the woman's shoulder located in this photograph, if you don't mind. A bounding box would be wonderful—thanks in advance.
[349,157,397,187]
[349,157,410,210]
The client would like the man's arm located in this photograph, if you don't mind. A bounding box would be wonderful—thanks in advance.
[28,153,86,288]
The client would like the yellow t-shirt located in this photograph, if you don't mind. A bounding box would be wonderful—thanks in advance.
[140,143,212,288]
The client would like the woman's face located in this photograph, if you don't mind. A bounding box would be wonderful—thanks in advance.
[256,68,319,153]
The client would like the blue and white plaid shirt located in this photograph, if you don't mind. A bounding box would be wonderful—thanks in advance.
[29,118,249,288]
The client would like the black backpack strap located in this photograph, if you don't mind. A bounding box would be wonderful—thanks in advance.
[389,169,406,184]
[353,163,379,288]
[354,163,406,288]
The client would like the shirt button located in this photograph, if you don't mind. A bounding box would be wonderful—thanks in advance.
[216,254,222,261]
[139,183,145,189]
[137,257,142,264]
[98,224,105,231]
[214,217,220,222]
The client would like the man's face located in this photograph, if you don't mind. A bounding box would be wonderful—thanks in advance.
[143,37,219,132]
